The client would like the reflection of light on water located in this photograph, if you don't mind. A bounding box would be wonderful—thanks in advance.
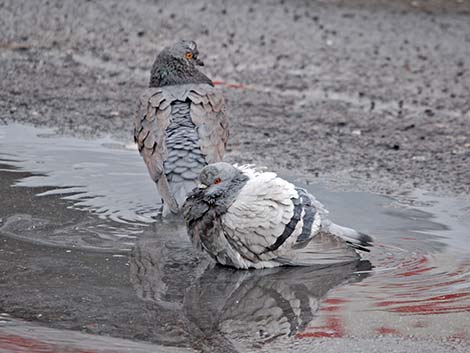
[0,123,161,224]
[297,247,470,342]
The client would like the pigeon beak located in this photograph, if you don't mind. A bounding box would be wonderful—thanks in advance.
[195,58,204,66]
[198,183,208,189]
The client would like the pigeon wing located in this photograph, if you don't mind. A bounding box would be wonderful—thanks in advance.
[134,87,178,212]
[221,173,301,263]
[188,85,229,163]
[221,171,360,267]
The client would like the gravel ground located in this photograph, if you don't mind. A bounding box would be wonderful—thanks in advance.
[254,336,470,353]
[1,0,469,197]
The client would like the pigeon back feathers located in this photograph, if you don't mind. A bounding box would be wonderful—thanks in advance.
[135,84,228,216]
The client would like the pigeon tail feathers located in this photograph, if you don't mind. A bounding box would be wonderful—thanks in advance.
[277,231,361,267]
[323,222,373,252]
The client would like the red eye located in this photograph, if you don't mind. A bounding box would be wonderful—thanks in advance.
[185,52,193,59]
[214,177,222,185]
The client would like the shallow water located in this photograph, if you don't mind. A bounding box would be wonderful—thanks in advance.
[0,123,469,352]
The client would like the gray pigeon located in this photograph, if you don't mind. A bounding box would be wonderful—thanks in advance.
[134,40,229,217]
[184,261,371,349]
[183,162,373,269]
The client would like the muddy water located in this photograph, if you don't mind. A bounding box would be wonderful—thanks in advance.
[0,123,469,352]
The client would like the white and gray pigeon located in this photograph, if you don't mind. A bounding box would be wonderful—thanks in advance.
[134,40,229,217]
[184,261,370,349]
[183,162,373,269]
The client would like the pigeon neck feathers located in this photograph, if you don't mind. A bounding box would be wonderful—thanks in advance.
[206,172,248,213]
[149,53,213,88]
[186,171,249,219]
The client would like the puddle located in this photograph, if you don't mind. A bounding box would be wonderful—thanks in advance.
[0,122,469,352]
[0,123,159,224]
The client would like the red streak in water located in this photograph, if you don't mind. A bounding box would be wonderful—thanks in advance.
[320,306,340,312]
[376,327,401,335]
[323,298,348,305]
[396,266,435,277]
[0,334,98,353]
[376,292,470,307]
[0,334,58,353]
[296,317,344,338]
[389,304,470,314]
[428,293,470,301]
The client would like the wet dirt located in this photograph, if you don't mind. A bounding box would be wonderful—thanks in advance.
[0,123,469,352]
[1,0,469,197]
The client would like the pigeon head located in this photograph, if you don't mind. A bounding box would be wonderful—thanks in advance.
[164,40,204,66]
[149,40,213,87]
[197,162,248,199]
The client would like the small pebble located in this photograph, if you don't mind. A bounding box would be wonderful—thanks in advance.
[412,156,426,161]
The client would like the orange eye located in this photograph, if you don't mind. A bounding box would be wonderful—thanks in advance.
[213,177,222,185]
[185,52,193,59]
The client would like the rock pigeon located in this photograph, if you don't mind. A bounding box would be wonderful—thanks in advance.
[183,162,373,269]
[134,40,229,217]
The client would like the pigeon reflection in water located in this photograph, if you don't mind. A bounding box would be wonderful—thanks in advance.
[184,262,370,349]
[129,223,211,346]
[129,236,370,350]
